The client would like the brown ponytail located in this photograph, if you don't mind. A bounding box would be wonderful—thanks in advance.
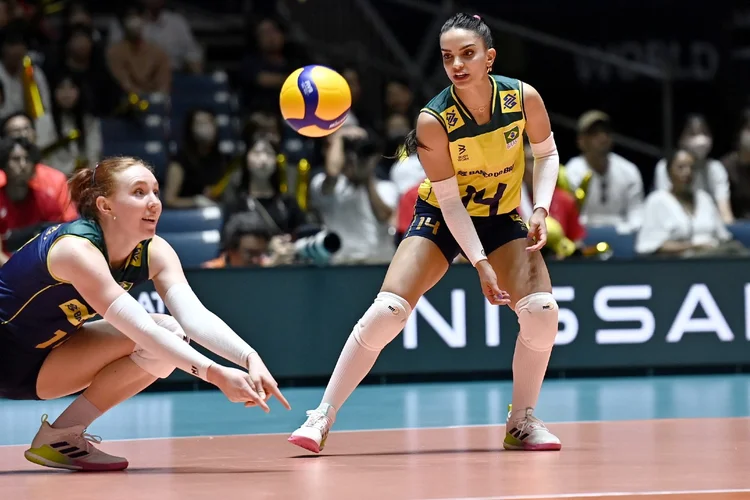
[68,156,151,220]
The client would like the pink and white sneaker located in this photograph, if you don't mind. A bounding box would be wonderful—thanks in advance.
[24,415,128,471]
[503,405,562,451]
[288,403,335,453]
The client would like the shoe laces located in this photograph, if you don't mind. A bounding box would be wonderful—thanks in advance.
[512,408,548,433]
[303,410,331,432]
[81,431,102,447]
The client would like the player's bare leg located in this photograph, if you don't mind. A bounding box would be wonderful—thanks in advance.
[489,238,561,450]
[288,237,449,453]
[25,314,186,471]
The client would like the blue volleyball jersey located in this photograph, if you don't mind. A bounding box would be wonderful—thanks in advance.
[0,219,152,351]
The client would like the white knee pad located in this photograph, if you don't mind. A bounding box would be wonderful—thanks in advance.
[515,292,558,352]
[130,315,190,378]
[352,292,412,351]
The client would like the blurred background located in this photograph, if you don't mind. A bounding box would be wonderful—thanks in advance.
[0,0,749,390]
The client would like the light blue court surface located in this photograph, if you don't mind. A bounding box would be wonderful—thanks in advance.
[1,374,749,446]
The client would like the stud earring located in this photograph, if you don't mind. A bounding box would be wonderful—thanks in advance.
[113,216,117,221]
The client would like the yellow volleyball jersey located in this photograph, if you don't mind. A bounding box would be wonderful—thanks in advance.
[418,75,526,217]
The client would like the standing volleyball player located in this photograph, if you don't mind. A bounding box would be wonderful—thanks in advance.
[0,157,290,471]
[289,13,562,452]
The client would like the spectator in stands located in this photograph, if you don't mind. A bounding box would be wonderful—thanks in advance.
[0,19,51,119]
[1,110,52,150]
[635,148,745,258]
[243,111,282,149]
[340,67,373,130]
[46,24,120,117]
[164,108,229,208]
[389,145,425,196]
[384,79,415,122]
[108,0,203,73]
[107,5,172,96]
[653,114,734,224]
[63,1,102,42]
[0,136,77,265]
[222,136,309,238]
[0,1,8,30]
[722,113,750,219]
[202,211,295,268]
[378,113,412,179]
[565,110,644,233]
[37,72,102,176]
[309,127,398,265]
[519,136,586,252]
[240,17,298,115]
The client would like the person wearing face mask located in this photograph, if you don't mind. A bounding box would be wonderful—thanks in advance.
[106,5,171,96]
[653,114,734,224]
[221,137,309,242]
[164,109,229,208]
[721,114,750,219]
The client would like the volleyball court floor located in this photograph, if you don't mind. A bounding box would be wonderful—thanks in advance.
[1,374,749,500]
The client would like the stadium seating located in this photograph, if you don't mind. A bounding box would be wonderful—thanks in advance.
[157,206,224,233]
[158,230,222,268]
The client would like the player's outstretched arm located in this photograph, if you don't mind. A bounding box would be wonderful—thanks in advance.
[48,236,273,410]
[521,82,560,251]
[414,112,509,306]
[148,235,290,410]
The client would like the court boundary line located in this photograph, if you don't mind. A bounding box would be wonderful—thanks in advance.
[1,416,749,448]
[418,489,750,500]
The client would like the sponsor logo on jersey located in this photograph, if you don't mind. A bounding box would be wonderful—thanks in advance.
[129,243,144,267]
[500,90,521,114]
[457,144,469,162]
[441,105,465,133]
[504,126,520,149]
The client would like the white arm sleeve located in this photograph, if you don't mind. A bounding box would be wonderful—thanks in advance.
[103,292,215,381]
[164,283,256,369]
[530,132,560,214]
[432,176,486,266]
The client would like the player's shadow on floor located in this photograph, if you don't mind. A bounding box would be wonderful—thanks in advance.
[0,467,286,475]
[290,448,504,458]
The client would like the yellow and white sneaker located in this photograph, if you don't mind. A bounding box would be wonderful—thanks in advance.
[288,403,335,453]
[24,415,128,471]
[503,405,562,451]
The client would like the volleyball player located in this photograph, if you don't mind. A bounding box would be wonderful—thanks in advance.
[289,13,562,452]
[0,157,290,471]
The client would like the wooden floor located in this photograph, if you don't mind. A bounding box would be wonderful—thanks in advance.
[1,418,749,500]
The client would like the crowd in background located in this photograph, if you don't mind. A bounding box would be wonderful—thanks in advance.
[0,0,749,269]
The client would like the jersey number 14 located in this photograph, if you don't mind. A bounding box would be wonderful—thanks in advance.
[461,183,507,215]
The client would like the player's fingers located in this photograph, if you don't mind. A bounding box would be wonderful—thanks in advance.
[244,379,270,412]
[268,383,292,410]
[255,381,267,404]
[526,231,543,251]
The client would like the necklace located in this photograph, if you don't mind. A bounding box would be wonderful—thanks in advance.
[467,104,488,113]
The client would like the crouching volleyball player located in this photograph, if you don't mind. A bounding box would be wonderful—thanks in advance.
[0,156,290,472]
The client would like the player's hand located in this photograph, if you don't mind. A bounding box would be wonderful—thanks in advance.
[244,352,292,411]
[475,260,511,306]
[526,209,548,252]
[207,364,269,411]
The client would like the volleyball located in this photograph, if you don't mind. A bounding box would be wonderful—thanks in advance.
[279,65,352,138]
